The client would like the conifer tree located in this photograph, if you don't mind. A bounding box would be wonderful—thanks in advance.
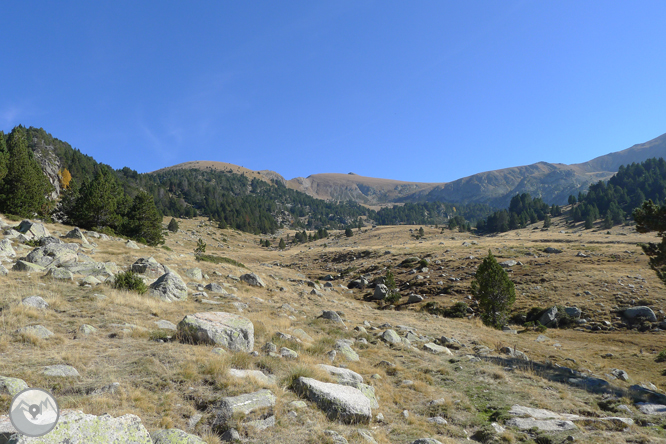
[72,166,123,229]
[167,217,179,232]
[0,127,52,216]
[278,238,286,249]
[124,191,164,246]
[345,227,353,237]
[471,250,516,329]
[634,200,666,284]
[543,214,551,228]
[0,132,8,184]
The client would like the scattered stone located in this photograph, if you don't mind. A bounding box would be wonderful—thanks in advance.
[324,430,348,444]
[321,310,344,323]
[427,416,448,425]
[155,320,177,331]
[544,247,563,254]
[220,428,241,442]
[177,312,254,352]
[380,329,401,345]
[125,240,140,249]
[0,265,7,276]
[149,272,188,302]
[204,282,228,294]
[17,325,53,339]
[281,347,299,359]
[372,284,388,300]
[611,369,629,381]
[12,260,46,273]
[0,240,16,257]
[151,428,206,444]
[500,346,529,361]
[130,257,165,277]
[423,343,452,355]
[64,227,89,244]
[20,296,49,309]
[211,389,276,431]
[0,376,28,397]
[293,377,373,424]
[240,272,266,287]
[45,268,74,280]
[500,260,518,267]
[636,403,666,415]
[90,382,120,396]
[228,369,275,385]
[43,364,80,377]
[78,324,97,336]
[407,294,424,304]
[17,220,50,240]
[185,267,203,281]
[335,340,360,361]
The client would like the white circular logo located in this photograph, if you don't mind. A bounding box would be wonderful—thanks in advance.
[9,388,60,437]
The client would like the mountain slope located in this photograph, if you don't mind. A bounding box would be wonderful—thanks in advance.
[151,132,666,208]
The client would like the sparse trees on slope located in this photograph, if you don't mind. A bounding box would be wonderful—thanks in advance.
[71,166,124,229]
[634,200,666,285]
[0,127,52,217]
[471,250,516,329]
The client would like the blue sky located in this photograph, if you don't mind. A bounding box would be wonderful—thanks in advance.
[2,1,665,183]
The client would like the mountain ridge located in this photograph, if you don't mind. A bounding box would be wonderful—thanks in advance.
[152,131,666,207]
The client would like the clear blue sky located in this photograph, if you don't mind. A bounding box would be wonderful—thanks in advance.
[2,1,665,183]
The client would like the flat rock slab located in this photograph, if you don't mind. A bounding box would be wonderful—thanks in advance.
[0,410,152,443]
[151,428,206,444]
[211,389,276,430]
[20,296,49,309]
[423,343,452,355]
[43,365,80,377]
[294,377,372,424]
[636,403,666,415]
[228,369,275,385]
[0,376,28,397]
[505,417,577,431]
[178,312,254,352]
[317,364,364,386]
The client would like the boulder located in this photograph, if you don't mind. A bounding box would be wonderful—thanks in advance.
[335,340,360,362]
[149,272,188,302]
[372,284,388,300]
[407,294,424,304]
[45,268,74,280]
[291,328,314,342]
[636,403,666,415]
[43,365,80,377]
[185,268,203,281]
[0,410,152,443]
[544,247,563,254]
[151,428,206,444]
[380,329,401,345]
[423,343,452,355]
[499,260,518,267]
[623,306,657,323]
[126,240,140,249]
[240,272,265,287]
[177,312,254,352]
[78,324,97,336]
[538,306,559,327]
[25,243,78,268]
[20,296,49,309]
[610,368,629,381]
[16,220,50,240]
[130,257,165,277]
[17,325,53,339]
[64,227,89,244]
[204,283,228,294]
[39,236,63,246]
[321,310,344,323]
[0,265,7,276]
[0,240,15,257]
[211,389,276,431]
[228,369,275,385]
[293,377,372,424]
[12,261,46,273]
[505,417,577,431]
[316,364,364,386]
[564,307,582,319]
[0,376,28,397]
[155,320,177,331]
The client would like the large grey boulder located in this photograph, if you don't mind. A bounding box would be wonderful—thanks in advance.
[564,307,582,319]
[240,273,265,287]
[0,410,152,443]
[149,272,188,302]
[17,325,53,339]
[126,240,140,249]
[538,306,559,327]
[45,268,74,280]
[321,310,344,323]
[0,376,28,397]
[64,227,89,244]
[317,365,364,386]
[131,257,165,277]
[177,312,254,352]
[335,340,360,362]
[372,284,388,300]
[211,389,276,431]
[151,428,206,444]
[16,220,50,241]
[25,243,78,268]
[423,343,452,355]
[293,377,372,424]
[0,240,16,257]
[623,306,657,323]
[380,329,401,345]
[204,283,228,294]
[20,296,49,309]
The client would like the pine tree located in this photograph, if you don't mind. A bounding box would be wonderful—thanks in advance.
[603,212,613,229]
[123,191,164,246]
[543,215,551,228]
[418,227,425,237]
[345,227,353,237]
[195,238,206,255]
[0,127,52,217]
[0,132,8,184]
[72,166,123,229]
[471,250,516,329]
[167,217,179,232]
[634,200,666,284]
[278,238,286,249]
[584,215,594,229]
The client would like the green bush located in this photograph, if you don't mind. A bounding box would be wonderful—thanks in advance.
[195,254,246,268]
[443,302,468,318]
[113,270,147,294]
[656,350,666,363]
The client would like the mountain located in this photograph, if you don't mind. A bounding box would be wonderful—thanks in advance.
[156,132,666,207]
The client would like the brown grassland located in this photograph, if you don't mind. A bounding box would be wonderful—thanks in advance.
[1,211,666,443]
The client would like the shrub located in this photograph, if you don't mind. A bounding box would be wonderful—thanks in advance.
[167,218,179,232]
[656,350,666,363]
[194,238,206,255]
[443,302,468,318]
[471,250,516,329]
[113,270,147,294]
